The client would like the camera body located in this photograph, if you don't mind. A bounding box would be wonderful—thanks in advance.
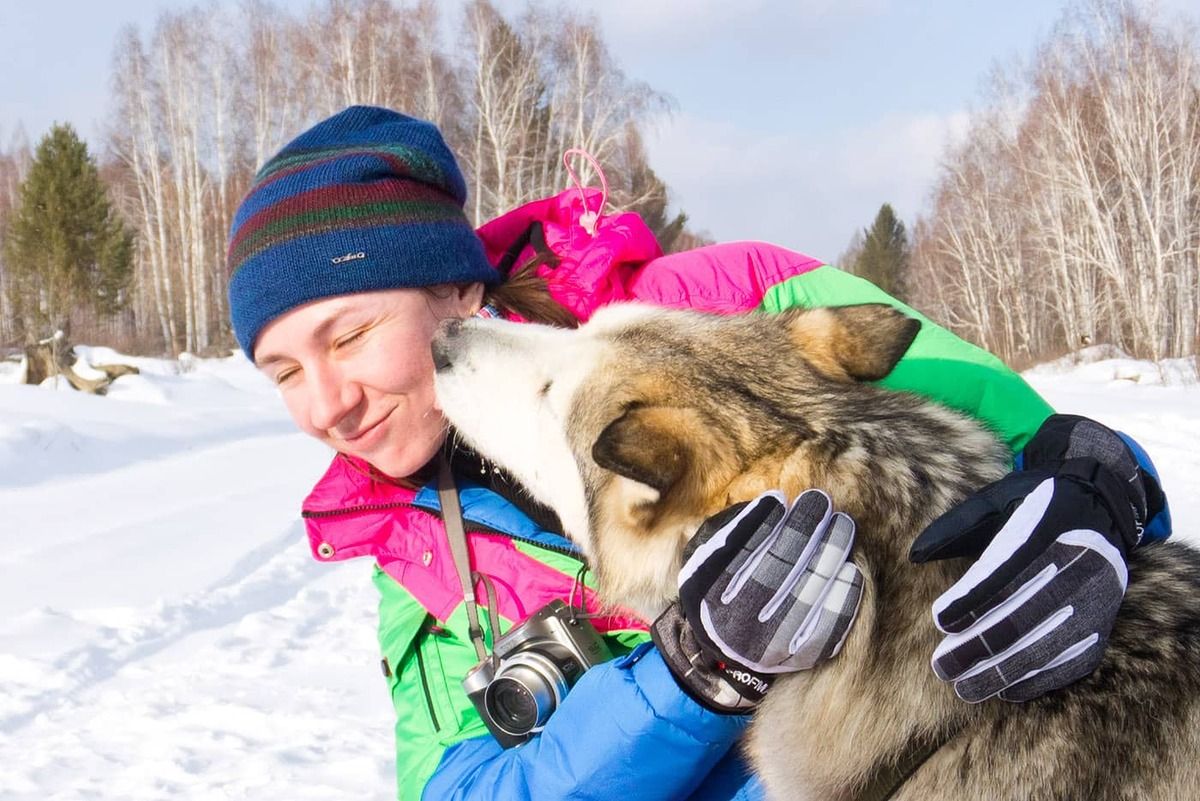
[462,599,612,748]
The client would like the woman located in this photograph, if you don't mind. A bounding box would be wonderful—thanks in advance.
[226,106,1169,801]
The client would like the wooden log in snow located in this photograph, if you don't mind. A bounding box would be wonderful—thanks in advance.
[22,334,139,395]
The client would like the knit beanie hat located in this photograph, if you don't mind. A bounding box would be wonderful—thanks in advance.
[227,105,498,358]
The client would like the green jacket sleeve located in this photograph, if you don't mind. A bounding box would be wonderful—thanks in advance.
[760,266,1054,455]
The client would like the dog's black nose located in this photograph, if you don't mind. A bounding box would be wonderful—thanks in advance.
[431,319,462,371]
[431,340,451,372]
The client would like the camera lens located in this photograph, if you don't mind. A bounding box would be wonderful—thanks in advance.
[483,653,569,737]
[489,678,540,732]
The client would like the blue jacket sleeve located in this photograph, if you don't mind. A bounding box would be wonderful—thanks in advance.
[421,643,749,801]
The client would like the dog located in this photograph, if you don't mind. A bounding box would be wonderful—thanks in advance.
[432,302,1200,800]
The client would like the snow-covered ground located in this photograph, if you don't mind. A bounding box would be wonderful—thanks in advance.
[0,346,1196,800]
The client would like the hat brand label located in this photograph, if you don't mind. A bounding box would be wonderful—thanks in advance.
[331,251,367,265]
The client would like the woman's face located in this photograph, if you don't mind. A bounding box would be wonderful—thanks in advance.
[254,284,484,478]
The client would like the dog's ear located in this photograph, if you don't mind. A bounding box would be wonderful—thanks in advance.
[592,403,739,531]
[784,304,920,382]
[592,405,693,497]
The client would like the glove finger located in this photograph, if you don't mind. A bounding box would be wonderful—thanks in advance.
[713,558,864,675]
[678,491,786,597]
[696,505,848,669]
[909,470,1049,564]
[947,538,1123,705]
[684,492,783,564]
[932,476,1097,633]
[681,501,750,564]
[953,628,1104,704]
[997,641,1105,702]
[759,507,852,623]
[823,562,864,661]
[730,489,835,608]
[932,534,1126,681]
[782,560,864,671]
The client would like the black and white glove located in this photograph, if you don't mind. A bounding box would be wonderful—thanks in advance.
[910,414,1165,703]
[653,490,864,714]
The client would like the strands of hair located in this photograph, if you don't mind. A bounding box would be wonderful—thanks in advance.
[487,262,581,329]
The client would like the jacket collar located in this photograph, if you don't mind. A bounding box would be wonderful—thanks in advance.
[303,453,579,555]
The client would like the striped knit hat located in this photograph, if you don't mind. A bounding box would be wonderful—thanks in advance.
[227,105,498,358]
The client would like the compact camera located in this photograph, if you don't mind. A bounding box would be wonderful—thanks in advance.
[462,599,612,748]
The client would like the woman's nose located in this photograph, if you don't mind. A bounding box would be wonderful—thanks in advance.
[306,363,361,432]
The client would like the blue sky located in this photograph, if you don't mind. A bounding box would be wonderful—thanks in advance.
[1,0,1194,261]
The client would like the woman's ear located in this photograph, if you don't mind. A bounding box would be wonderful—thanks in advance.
[458,281,486,315]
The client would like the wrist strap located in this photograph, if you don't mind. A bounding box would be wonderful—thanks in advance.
[437,455,492,663]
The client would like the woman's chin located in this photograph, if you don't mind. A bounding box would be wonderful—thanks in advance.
[362,436,446,481]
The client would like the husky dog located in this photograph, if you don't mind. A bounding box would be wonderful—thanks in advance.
[432,303,1200,801]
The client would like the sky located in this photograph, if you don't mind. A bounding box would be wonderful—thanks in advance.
[0,0,1195,262]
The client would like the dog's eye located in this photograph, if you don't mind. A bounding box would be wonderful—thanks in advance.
[539,380,552,397]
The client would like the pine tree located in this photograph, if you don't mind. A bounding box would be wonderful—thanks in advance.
[853,203,909,301]
[2,124,133,341]
[613,126,689,252]
[623,151,688,252]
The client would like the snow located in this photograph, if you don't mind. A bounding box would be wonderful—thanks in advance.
[1022,350,1200,535]
[0,347,1197,799]
[0,352,392,800]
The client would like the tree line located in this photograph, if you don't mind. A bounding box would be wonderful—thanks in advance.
[2,0,1196,365]
[904,0,1199,365]
[0,0,688,355]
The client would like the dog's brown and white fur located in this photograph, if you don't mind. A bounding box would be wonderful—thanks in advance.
[433,303,1200,801]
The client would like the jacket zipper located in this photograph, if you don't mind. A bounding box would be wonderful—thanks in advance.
[302,501,420,519]
[413,631,441,732]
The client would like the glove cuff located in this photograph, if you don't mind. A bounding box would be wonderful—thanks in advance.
[651,604,768,715]
[1023,414,1160,546]
[1058,457,1140,555]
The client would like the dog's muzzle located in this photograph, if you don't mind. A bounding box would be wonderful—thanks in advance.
[431,319,463,372]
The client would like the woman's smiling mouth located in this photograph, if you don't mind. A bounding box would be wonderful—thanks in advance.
[340,407,396,446]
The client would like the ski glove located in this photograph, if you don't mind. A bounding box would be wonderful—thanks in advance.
[653,490,864,714]
[910,414,1165,703]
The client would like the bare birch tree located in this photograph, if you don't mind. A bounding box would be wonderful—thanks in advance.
[95,0,690,353]
[912,0,1199,364]
[110,27,178,352]
[458,1,671,224]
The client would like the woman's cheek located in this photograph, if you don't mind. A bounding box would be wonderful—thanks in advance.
[376,334,429,392]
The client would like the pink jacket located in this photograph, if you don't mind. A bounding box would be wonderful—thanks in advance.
[475,188,823,320]
[302,454,645,632]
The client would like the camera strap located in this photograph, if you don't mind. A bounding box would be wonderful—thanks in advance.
[437,454,497,664]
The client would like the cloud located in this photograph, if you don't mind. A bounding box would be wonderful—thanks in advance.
[644,107,968,263]
[837,109,970,195]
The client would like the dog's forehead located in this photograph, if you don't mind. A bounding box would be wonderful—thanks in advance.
[583,303,674,336]
[585,303,783,352]
[581,304,736,356]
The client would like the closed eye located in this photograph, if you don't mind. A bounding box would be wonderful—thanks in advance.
[334,327,368,349]
[539,380,552,397]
